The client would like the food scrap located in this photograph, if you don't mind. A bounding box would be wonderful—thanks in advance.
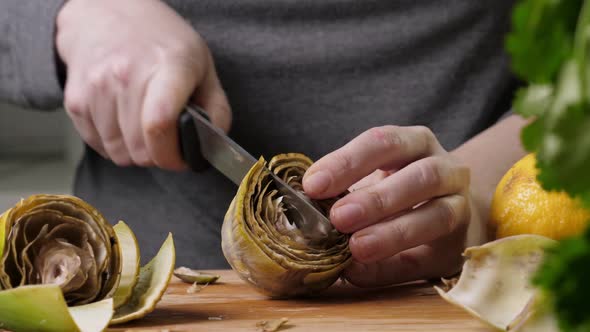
[256,317,289,332]
[186,282,209,294]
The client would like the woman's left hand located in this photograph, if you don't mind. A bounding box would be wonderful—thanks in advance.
[303,125,484,287]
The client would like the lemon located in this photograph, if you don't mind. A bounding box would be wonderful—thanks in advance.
[491,154,590,240]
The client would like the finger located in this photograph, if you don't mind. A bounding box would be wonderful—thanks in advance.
[330,156,470,233]
[88,65,132,166]
[348,170,391,192]
[113,57,154,167]
[343,228,467,287]
[348,194,469,263]
[192,53,232,133]
[142,64,197,171]
[303,125,443,199]
[63,67,107,158]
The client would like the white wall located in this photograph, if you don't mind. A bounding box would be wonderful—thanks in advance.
[0,103,82,210]
[0,104,65,156]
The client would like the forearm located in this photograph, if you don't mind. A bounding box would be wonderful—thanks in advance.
[0,0,65,110]
[452,114,529,238]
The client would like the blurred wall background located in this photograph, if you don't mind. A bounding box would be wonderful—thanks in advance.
[0,103,82,210]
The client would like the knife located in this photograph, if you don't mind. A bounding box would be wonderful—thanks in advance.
[178,105,333,239]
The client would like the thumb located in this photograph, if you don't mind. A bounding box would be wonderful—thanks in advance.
[192,55,232,133]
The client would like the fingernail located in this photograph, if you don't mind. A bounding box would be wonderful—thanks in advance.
[331,204,364,230]
[303,170,331,195]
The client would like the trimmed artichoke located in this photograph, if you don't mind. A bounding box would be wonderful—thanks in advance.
[0,194,121,305]
[222,153,352,298]
[0,194,175,332]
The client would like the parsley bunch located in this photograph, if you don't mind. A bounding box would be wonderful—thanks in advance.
[507,0,590,205]
[506,1,590,331]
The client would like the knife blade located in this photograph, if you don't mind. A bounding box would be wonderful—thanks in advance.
[178,105,333,239]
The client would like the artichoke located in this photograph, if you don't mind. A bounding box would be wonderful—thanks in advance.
[222,153,352,298]
[0,194,175,332]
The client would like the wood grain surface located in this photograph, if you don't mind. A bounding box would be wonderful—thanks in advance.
[109,270,489,332]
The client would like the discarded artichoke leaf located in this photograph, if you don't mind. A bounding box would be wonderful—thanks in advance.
[112,221,140,308]
[434,235,557,331]
[186,282,207,294]
[111,233,175,324]
[0,284,113,332]
[174,266,220,284]
[68,297,114,332]
[222,153,351,298]
[510,293,559,332]
[517,312,559,332]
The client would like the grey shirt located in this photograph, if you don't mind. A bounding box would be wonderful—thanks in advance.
[1,0,518,267]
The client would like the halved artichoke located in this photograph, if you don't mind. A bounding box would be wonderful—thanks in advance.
[222,153,352,298]
[0,194,175,332]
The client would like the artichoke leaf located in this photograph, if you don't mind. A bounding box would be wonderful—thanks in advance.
[69,297,114,332]
[0,211,8,257]
[112,221,140,308]
[434,235,557,331]
[509,293,559,332]
[0,284,113,332]
[111,232,175,324]
[222,153,352,298]
[174,266,220,284]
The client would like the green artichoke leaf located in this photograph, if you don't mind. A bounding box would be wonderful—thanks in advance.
[0,284,113,332]
[112,221,140,308]
[111,232,175,324]
[174,266,220,284]
[0,213,7,262]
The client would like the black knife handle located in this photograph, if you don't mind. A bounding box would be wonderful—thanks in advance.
[178,106,210,172]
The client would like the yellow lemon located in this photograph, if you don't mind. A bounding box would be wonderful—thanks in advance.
[491,153,590,240]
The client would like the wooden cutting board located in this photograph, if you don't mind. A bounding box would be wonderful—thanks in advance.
[109,270,489,332]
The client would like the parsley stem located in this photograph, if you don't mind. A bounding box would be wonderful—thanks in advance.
[574,0,590,103]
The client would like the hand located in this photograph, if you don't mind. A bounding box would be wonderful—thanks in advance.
[56,0,231,170]
[303,126,483,287]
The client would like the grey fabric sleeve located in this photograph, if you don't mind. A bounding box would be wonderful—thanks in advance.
[0,0,66,110]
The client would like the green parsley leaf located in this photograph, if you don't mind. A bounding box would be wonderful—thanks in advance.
[506,0,581,83]
[513,85,554,118]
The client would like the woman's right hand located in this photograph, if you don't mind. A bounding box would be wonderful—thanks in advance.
[56,0,231,170]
